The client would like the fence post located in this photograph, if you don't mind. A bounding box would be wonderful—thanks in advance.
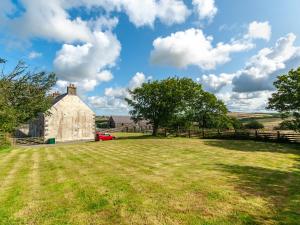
[188,130,191,138]
[255,130,258,139]
[277,131,280,142]
[164,128,167,137]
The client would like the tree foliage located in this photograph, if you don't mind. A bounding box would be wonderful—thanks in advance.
[193,92,229,130]
[244,120,264,130]
[267,67,300,131]
[229,117,244,130]
[126,77,230,135]
[0,59,57,133]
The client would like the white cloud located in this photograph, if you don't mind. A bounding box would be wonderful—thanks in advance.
[233,33,300,92]
[54,79,98,93]
[217,91,273,112]
[9,0,189,31]
[151,28,254,70]
[246,21,271,41]
[97,70,114,82]
[81,0,190,27]
[204,33,300,112]
[2,0,189,93]
[104,87,129,98]
[197,73,234,93]
[28,51,42,59]
[53,31,120,83]
[192,0,217,21]
[128,72,151,89]
[9,1,93,43]
[156,0,191,26]
[88,72,150,113]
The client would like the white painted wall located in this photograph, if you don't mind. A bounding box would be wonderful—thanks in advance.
[45,95,95,142]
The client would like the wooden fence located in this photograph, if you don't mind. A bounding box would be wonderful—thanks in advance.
[8,129,300,146]
[163,129,300,144]
[100,127,300,144]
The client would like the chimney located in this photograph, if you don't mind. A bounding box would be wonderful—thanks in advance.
[67,84,77,95]
[52,91,61,98]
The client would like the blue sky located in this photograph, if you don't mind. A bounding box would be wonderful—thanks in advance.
[1,0,300,115]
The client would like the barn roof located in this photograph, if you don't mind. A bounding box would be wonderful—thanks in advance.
[52,93,67,105]
[110,116,134,124]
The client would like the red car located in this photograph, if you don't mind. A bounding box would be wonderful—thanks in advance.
[96,132,116,141]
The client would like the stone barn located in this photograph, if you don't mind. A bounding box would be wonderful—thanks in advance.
[17,84,95,143]
[108,116,152,131]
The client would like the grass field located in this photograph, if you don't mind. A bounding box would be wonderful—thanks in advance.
[0,134,300,225]
[228,112,283,130]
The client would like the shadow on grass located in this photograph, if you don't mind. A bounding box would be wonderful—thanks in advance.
[216,163,300,224]
[203,139,300,155]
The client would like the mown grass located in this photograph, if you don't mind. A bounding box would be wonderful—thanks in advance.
[0,133,299,225]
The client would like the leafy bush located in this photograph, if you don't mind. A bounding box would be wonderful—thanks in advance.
[244,120,264,129]
[274,120,297,130]
[230,117,244,130]
[0,133,11,151]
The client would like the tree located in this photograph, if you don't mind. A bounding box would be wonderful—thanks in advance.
[126,78,204,136]
[267,67,300,131]
[193,91,229,130]
[229,117,244,131]
[0,59,57,133]
[274,120,297,131]
[126,77,231,136]
[244,120,264,129]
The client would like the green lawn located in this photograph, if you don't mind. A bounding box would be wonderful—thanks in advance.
[0,134,300,225]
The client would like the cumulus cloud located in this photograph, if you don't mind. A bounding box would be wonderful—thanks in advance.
[197,73,235,93]
[53,31,120,82]
[233,33,300,92]
[88,72,151,113]
[151,28,254,70]
[200,33,300,112]
[1,0,190,93]
[246,21,271,41]
[192,0,217,21]
[217,91,273,112]
[53,71,113,93]
[8,0,190,31]
[156,0,190,26]
[28,51,42,59]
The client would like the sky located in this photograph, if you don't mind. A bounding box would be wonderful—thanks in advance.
[1,0,300,115]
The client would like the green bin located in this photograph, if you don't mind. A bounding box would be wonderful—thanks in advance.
[48,138,56,144]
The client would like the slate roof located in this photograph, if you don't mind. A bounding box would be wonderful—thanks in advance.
[110,116,134,124]
[52,93,67,105]
[110,116,150,126]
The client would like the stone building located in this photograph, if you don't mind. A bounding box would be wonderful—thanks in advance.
[108,116,152,131]
[16,85,95,143]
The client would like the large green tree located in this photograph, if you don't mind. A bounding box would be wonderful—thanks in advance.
[192,92,229,130]
[267,67,300,131]
[126,77,229,136]
[126,78,199,135]
[0,58,57,133]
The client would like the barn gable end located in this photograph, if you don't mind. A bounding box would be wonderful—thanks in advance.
[45,86,95,142]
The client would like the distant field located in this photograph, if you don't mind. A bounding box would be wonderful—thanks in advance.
[0,133,299,224]
[229,112,283,130]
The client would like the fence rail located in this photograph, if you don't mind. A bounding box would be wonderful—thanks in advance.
[8,129,300,146]
[173,129,300,144]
